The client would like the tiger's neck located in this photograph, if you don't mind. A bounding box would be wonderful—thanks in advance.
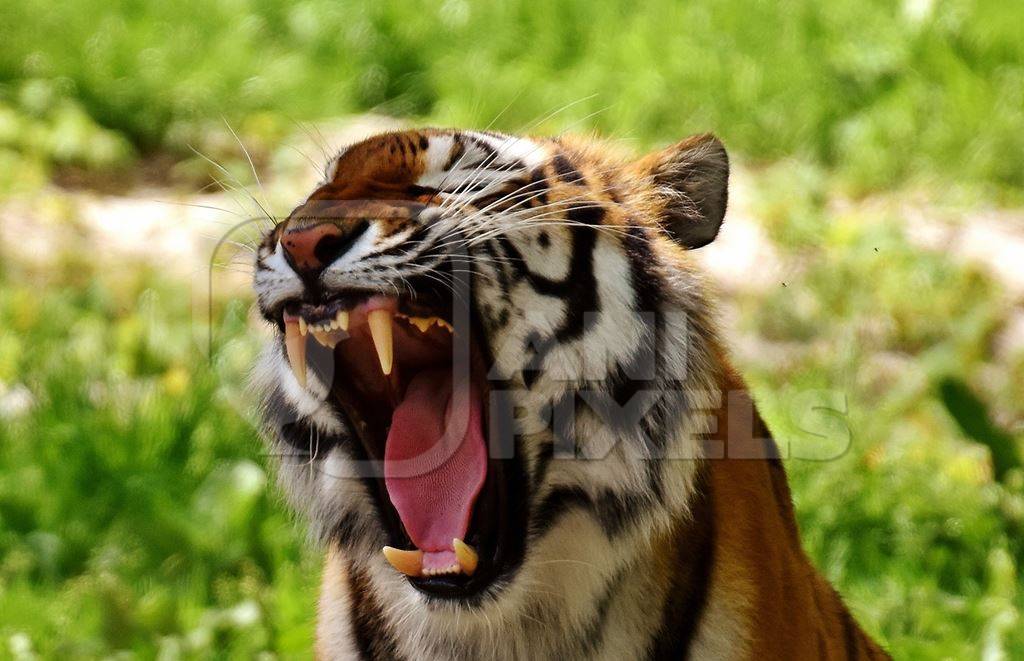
[321,482,723,660]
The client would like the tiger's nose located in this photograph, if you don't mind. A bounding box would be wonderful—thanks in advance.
[280,222,349,275]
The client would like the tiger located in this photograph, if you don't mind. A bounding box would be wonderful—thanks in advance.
[250,127,890,659]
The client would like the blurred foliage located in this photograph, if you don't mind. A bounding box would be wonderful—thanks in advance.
[0,80,135,193]
[0,0,1022,196]
[0,258,318,657]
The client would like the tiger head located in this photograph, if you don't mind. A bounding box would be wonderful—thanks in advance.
[251,128,728,646]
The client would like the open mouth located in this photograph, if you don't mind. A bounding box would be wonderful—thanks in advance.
[277,288,522,598]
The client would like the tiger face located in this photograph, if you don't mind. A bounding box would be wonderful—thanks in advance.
[251,128,729,651]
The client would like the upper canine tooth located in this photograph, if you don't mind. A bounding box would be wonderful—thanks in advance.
[284,317,307,387]
[436,318,453,333]
[367,309,394,375]
[453,538,478,576]
[382,547,423,577]
[336,310,349,331]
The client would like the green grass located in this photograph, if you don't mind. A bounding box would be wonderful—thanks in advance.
[0,259,319,657]
[1,0,1023,195]
[1,2,1023,657]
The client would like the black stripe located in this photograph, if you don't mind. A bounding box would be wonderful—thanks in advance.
[376,224,430,259]
[405,184,435,198]
[623,220,666,313]
[468,134,499,163]
[606,334,658,406]
[501,176,549,208]
[552,152,585,185]
[496,203,603,334]
[644,451,665,504]
[646,467,715,660]
[580,387,663,444]
[331,510,362,548]
[747,404,802,542]
[554,207,601,343]
[531,485,589,537]
[444,134,466,171]
[439,180,495,195]
[521,332,557,389]
[466,135,526,174]
[481,238,514,309]
[471,177,533,212]
[492,205,603,390]
[532,484,656,540]
[348,564,404,660]
[550,389,576,459]
[568,568,625,657]
[264,383,342,457]
[528,167,550,207]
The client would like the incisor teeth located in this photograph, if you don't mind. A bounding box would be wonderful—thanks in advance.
[409,316,434,333]
[406,316,453,333]
[284,318,307,387]
[367,309,393,375]
[453,538,478,576]
[312,330,337,349]
[382,547,423,577]
[336,310,349,331]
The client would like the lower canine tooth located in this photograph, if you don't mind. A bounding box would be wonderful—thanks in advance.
[284,318,307,387]
[382,547,423,577]
[453,538,478,576]
[336,310,349,331]
[367,309,394,375]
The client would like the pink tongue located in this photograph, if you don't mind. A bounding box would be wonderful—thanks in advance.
[384,368,486,559]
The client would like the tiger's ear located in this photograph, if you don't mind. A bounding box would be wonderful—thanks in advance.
[635,133,728,249]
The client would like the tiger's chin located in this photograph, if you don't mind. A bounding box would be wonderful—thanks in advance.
[275,286,527,602]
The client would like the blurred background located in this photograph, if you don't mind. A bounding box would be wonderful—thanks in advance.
[0,0,1022,657]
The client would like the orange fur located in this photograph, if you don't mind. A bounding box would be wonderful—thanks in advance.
[699,366,890,659]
